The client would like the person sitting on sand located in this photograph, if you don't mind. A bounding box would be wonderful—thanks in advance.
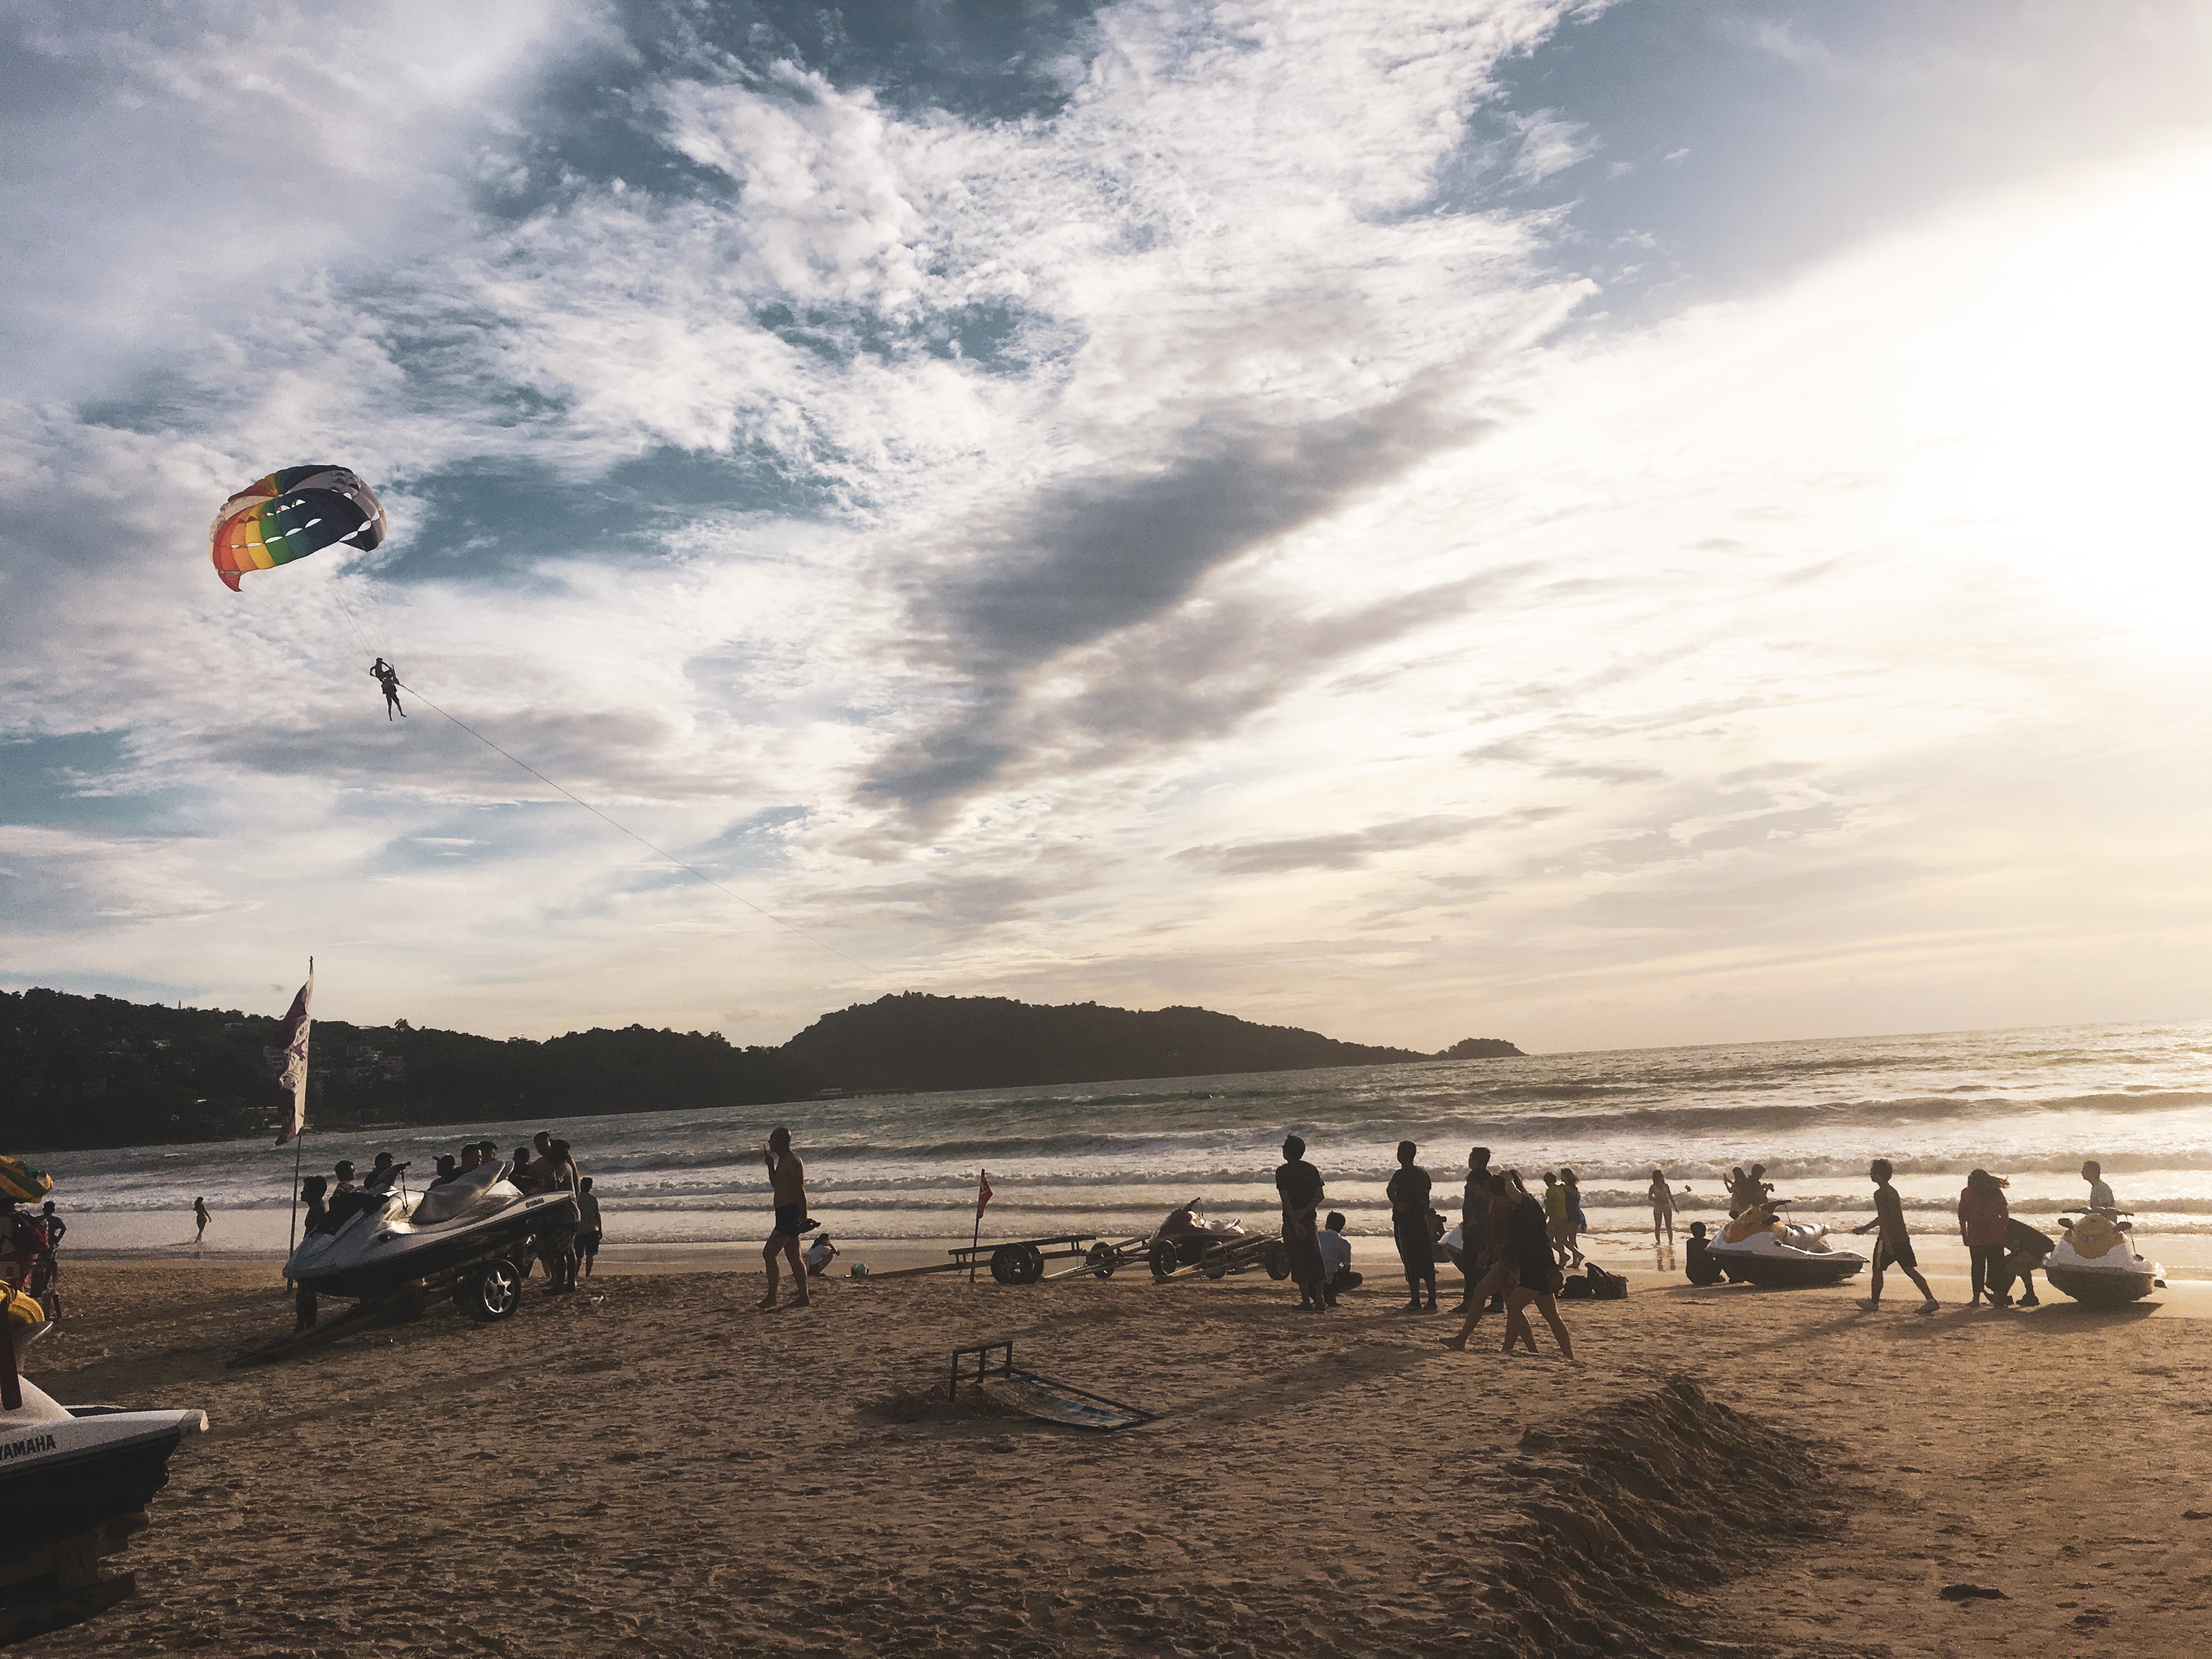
[1387,1141,1438,1314]
[1274,1136,1328,1312]
[803,1233,838,1277]
[2080,1160,2119,1216]
[1647,1168,1675,1247]
[1317,1211,1360,1302]
[1684,1221,1720,1285]
[1850,1159,1938,1315]
[760,1127,812,1310]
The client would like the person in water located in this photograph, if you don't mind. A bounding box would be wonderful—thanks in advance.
[1274,1135,1328,1311]
[1647,1168,1676,1247]
[369,658,405,719]
[760,1126,811,1310]
[1386,1141,1438,1313]
[1851,1159,1938,1314]
[193,1195,210,1246]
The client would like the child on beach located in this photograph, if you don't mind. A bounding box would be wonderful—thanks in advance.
[1851,1160,1938,1314]
[2080,1160,2118,1214]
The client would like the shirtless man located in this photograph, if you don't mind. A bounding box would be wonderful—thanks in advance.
[1850,1159,1938,1314]
[760,1127,811,1309]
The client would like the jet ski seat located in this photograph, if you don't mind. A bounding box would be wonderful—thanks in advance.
[409,1163,524,1228]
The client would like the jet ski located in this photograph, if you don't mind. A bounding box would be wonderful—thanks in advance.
[1699,1204,1866,1289]
[3,1289,207,1640]
[1149,1199,1256,1278]
[284,1161,577,1318]
[2044,1214,2163,1308]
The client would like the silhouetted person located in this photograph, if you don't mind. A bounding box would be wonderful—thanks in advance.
[370,658,405,719]
[1274,1135,1327,1311]
[760,1126,811,1310]
[1317,1211,1360,1302]
[1958,1169,2012,1308]
[1387,1141,1437,1313]
[1852,1159,1938,1314]
[193,1195,210,1248]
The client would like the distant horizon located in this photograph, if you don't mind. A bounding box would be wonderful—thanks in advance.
[8,977,2202,1067]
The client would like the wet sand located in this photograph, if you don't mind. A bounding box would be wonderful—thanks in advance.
[19,1254,2212,1657]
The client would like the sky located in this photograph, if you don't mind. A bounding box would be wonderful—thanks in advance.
[3,0,2210,1054]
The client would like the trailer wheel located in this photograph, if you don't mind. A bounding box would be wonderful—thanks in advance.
[461,1257,523,1323]
[1263,1242,1291,1280]
[1150,1243,1177,1280]
[1202,1245,1231,1280]
[1018,1245,1047,1284]
[989,1245,1023,1285]
[1087,1243,1118,1279]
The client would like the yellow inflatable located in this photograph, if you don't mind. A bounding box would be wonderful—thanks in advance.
[1723,1206,1781,1245]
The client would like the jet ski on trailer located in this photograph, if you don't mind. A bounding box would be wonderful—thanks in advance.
[285,1161,577,1322]
[2044,1213,2163,1308]
[3,1287,207,1641]
[1697,1203,1866,1289]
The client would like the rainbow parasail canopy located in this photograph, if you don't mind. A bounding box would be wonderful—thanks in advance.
[210,465,387,591]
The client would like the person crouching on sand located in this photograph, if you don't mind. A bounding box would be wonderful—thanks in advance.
[1850,1159,1938,1315]
[760,1127,811,1310]
[1317,1212,1359,1303]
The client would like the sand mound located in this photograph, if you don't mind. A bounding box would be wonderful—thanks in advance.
[1476,1376,1840,1658]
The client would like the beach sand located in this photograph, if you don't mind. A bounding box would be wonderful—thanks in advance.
[18,1253,2212,1657]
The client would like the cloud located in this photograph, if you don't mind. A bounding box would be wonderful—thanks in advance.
[1178,815,1479,876]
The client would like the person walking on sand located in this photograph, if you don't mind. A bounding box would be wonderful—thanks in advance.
[1850,1160,1938,1314]
[1561,1167,1588,1268]
[1387,1141,1438,1313]
[1274,1136,1328,1311]
[193,1196,210,1248]
[1500,1176,1574,1360]
[1958,1169,2012,1308]
[1442,1170,1521,1350]
[1647,1168,1676,1248]
[1541,1172,1572,1266]
[760,1127,811,1310]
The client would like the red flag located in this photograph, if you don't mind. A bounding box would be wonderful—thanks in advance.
[273,967,314,1147]
[975,1169,993,1218]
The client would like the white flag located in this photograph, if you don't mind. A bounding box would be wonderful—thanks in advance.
[273,967,313,1147]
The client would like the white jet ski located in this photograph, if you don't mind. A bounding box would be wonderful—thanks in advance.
[284,1161,577,1319]
[1700,1205,1866,1289]
[3,1291,206,1639]
[2044,1214,2163,1308]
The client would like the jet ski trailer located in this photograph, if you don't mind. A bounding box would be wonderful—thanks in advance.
[2,1295,207,1643]
[233,1164,579,1366]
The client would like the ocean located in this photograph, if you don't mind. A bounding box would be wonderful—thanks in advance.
[29,1018,2212,1259]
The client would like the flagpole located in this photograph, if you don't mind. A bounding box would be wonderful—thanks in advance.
[284,956,312,1282]
[969,1167,985,1284]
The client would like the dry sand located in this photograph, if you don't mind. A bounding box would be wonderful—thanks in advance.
[18,1255,2212,1657]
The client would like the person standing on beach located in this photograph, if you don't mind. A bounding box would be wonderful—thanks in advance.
[193,1196,210,1247]
[1958,1169,2012,1308]
[1541,1172,1571,1266]
[1274,1136,1328,1311]
[1500,1184,1575,1361]
[1647,1169,1675,1248]
[1457,1148,1492,1312]
[1850,1160,1938,1314]
[577,1177,602,1279]
[1386,1141,1438,1313]
[1442,1171,1520,1350]
[760,1126,811,1310]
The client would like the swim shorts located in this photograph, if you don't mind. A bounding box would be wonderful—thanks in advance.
[1874,1234,1918,1272]
[773,1204,807,1238]
[578,1230,602,1256]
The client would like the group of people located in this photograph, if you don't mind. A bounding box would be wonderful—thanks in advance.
[295,1131,604,1290]
[0,1197,65,1316]
[1272,1139,1578,1360]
